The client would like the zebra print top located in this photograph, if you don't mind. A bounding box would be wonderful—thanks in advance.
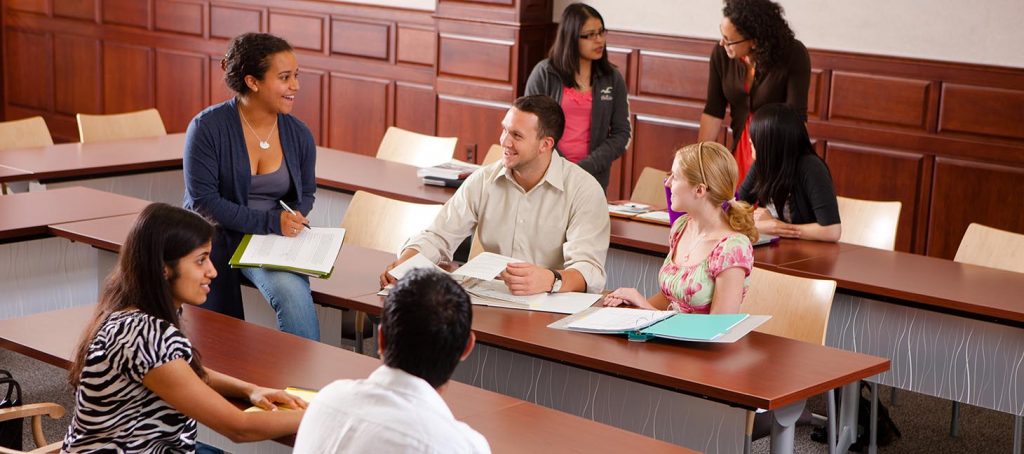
[62,310,197,453]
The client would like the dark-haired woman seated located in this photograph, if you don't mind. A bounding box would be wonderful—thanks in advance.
[525,2,631,191]
[698,0,810,184]
[63,204,305,452]
[183,32,319,340]
[739,103,842,242]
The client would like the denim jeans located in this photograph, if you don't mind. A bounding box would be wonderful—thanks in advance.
[240,267,320,341]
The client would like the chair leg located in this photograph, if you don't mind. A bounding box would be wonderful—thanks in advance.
[869,382,878,454]
[354,311,366,354]
[950,401,961,438]
[1013,414,1022,454]
[827,389,837,454]
[889,385,898,406]
[744,411,754,454]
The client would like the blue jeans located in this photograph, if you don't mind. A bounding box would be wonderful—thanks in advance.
[240,267,320,341]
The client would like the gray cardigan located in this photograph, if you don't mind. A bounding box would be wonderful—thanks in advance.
[524,59,631,191]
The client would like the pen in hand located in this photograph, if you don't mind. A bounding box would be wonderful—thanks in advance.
[278,200,312,230]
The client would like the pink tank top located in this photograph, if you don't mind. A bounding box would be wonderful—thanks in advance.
[557,86,592,163]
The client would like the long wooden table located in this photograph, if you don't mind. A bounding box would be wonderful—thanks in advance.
[47,212,890,454]
[0,304,693,454]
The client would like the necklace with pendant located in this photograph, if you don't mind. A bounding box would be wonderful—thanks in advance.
[239,110,277,150]
[680,231,708,263]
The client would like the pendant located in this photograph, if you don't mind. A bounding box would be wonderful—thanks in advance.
[259,141,270,150]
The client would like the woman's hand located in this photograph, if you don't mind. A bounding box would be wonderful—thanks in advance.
[248,386,308,411]
[602,288,655,309]
[279,211,308,237]
[755,217,802,238]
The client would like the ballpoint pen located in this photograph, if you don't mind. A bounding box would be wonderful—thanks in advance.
[278,200,312,230]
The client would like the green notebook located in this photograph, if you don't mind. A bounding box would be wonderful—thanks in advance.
[639,313,749,341]
[229,227,346,279]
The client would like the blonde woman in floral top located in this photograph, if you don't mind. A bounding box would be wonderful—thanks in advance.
[604,142,758,313]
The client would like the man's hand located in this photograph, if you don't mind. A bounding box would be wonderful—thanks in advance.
[499,262,555,296]
[380,249,420,288]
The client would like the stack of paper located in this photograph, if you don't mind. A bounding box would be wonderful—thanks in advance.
[418,159,481,187]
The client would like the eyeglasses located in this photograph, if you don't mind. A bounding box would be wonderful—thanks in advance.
[579,28,608,41]
[721,36,750,47]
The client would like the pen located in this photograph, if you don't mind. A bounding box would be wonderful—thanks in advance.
[278,200,312,230]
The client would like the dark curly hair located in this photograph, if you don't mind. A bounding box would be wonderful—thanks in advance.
[723,0,795,80]
[221,33,293,95]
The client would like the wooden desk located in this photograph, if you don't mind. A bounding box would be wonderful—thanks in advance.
[0,164,31,183]
[0,305,693,454]
[0,134,184,183]
[0,187,150,242]
[0,188,153,320]
[315,147,452,205]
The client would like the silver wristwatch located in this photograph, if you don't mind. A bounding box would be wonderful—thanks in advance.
[549,269,562,293]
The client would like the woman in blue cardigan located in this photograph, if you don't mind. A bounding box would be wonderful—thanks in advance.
[183,33,319,340]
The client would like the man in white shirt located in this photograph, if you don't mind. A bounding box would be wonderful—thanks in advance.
[293,269,489,453]
[380,95,610,295]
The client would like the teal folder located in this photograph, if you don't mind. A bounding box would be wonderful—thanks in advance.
[639,313,749,341]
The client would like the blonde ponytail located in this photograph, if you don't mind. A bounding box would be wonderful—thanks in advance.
[722,199,759,243]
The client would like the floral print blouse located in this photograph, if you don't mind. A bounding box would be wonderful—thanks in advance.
[658,216,754,313]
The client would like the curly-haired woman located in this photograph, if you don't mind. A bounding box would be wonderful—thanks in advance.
[697,0,810,184]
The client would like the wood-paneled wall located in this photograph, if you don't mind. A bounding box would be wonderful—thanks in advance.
[3,0,1022,258]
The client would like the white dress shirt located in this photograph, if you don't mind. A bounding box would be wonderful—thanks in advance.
[293,365,490,454]
[403,154,610,293]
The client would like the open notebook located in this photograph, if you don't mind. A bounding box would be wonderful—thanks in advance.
[549,307,770,343]
[230,227,346,279]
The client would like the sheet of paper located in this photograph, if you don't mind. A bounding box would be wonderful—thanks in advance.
[238,227,345,274]
[565,307,675,333]
[387,253,444,280]
[526,292,601,314]
[466,279,531,305]
[451,252,521,280]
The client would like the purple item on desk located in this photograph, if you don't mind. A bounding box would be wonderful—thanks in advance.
[665,186,683,225]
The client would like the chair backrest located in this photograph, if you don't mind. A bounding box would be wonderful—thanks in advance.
[0,116,54,150]
[375,126,457,168]
[76,108,167,143]
[630,167,670,210]
[954,223,1024,273]
[836,196,902,250]
[742,267,837,345]
[481,144,503,166]
[340,191,443,254]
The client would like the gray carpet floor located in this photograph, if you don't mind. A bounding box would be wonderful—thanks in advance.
[2,348,1015,453]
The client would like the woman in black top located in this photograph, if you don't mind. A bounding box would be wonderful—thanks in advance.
[524,2,631,191]
[698,0,810,184]
[738,103,841,242]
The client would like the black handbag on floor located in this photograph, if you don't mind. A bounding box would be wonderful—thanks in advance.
[0,370,24,450]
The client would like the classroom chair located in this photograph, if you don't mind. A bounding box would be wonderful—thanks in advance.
[375,126,457,168]
[741,267,839,454]
[0,116,54,195]
[339,191,443,353]
[481,144,503,166]
[75,108,167,143]
[946,223,1024,436]
[0,402,65,453]
[836,196,902,250]
[629,166,671,210]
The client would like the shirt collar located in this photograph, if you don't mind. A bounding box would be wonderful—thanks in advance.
[367,365,454,420]
[492,152,567,193]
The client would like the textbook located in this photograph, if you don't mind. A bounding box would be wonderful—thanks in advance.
[608,201,652,218]
[416,159,480,180]
[463,279,600,314]
[422,175,465,188]
[229,227,346,279]
[551,307,771,343]
[244,387,317,412]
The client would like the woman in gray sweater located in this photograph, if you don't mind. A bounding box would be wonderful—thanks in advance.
[525,3,631,192]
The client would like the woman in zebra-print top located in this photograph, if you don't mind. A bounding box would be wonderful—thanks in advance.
[63,204,308,453]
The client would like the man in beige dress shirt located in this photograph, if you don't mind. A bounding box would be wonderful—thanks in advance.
[380,95,610,295]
